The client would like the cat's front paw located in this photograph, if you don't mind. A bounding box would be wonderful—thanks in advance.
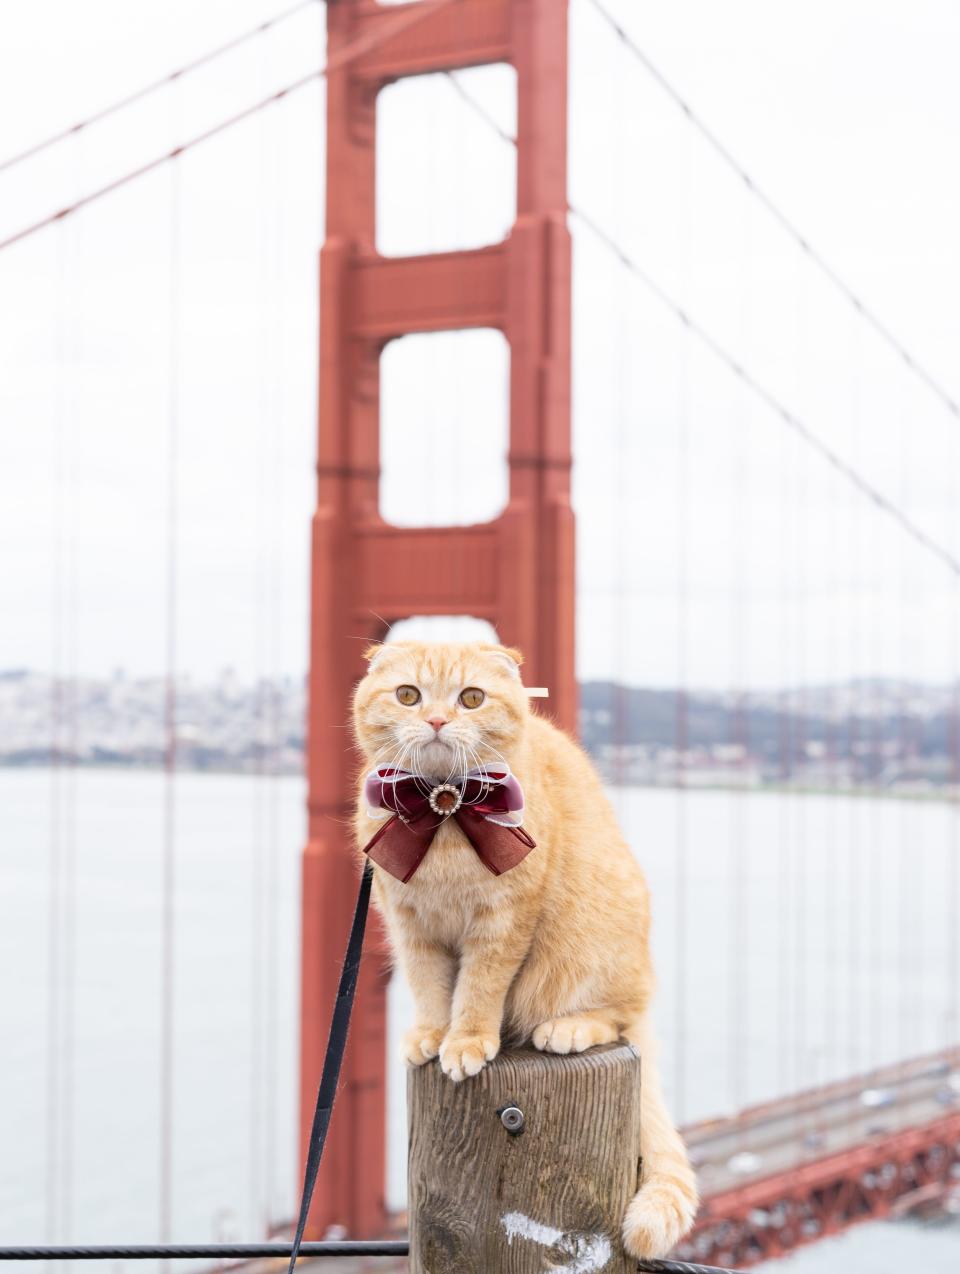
[400,1024,447,1067]
[532,1014,619,1054]
[439,1030,499,1082]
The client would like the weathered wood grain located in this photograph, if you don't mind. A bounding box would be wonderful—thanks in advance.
[408,1043,642,1273]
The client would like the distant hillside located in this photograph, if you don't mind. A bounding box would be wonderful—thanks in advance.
[580,679,959,785]
[2,670,957,787]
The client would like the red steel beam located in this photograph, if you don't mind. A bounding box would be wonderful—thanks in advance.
[300,0,573,1239]
[684,1112,960,1267]
[351,0,511,80]
[350,244,507,338]
[355,526,501,619]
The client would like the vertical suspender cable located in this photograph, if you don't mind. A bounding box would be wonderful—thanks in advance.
[895,375,910,1124]
[250,407,267,1237]
[865,346,884,1100]
[728,187,750,1151]
[262,23,281,1231]
[250,23,273,1231]
[60,531,77,1253]
[727,484,746,1142]
[776,436,790,1103]
[45,144,82,1253]
[671,115,695,1130]
[793,368,808,1143]
[610,13,628,809]
[817,313,839,1129]
[47,208,69,1267]
[159,150,181,1251]
[263,77,288,1223]
[673,337,690,1125]
[611,313,627,798]
[822,371,838,1107]
[60,133,83,1251]
[868,555,884,1096]
[847,322,863,1082]
[910,466,926,1067]
[776,257,795,1103]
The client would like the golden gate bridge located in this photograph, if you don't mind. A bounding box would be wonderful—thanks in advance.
[2,0,960,1269]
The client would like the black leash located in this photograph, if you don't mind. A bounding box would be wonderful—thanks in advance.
[286,860,374,1273]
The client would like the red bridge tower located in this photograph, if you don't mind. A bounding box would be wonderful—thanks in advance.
[300,0,573,1236]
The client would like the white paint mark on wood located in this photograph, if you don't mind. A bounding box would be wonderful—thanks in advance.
[501,1210,565,1248]
[500,1210,613,1272]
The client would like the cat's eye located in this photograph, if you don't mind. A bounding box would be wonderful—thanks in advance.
[459,687,485,709]
[396,685,421,706]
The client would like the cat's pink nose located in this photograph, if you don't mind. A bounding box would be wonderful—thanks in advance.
[426,716,447,733]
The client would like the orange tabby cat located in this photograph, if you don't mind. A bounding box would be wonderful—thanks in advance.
[352,640,697,1258]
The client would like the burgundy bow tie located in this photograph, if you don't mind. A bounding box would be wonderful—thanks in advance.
[361,766,536,883]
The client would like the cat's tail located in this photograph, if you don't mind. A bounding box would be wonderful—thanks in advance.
[621,1014,699,1259]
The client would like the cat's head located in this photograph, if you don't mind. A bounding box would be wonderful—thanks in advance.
[352,641,529,779]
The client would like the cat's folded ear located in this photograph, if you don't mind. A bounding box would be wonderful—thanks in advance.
[480,643,524,679]
[362,642,388,671]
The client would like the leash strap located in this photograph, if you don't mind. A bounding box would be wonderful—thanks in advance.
[286,861,374,1273]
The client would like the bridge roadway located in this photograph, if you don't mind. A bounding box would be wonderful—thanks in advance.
[685,1045,960,1200]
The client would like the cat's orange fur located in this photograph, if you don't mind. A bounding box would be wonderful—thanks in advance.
[352,640,697,1258]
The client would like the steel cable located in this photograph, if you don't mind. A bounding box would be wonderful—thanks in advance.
[0,0,458,254]
[0,1246,742,1272]
[0,0,321,174]
[442,71,960,586]
[582,0,960,428]
[571,204,960,585]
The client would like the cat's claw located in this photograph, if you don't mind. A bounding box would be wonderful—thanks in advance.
[400,1025,447,1067]
[439,1031,499,1082]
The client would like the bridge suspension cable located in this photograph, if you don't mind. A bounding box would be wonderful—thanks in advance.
[0,0,456,254]
[571,204,960,582]
[0,0,320,175]
[444,69,960,584]
[583,0,960,425]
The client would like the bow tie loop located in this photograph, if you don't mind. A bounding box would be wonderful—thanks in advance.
[361,765,535,883]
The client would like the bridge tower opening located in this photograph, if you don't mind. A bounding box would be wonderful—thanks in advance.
[301,0,574,1236]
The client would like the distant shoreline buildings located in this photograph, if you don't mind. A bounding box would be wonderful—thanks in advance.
[0,667,305,775]
[1,668,958,793]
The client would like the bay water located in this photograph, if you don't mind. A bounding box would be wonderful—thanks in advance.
[2,769,959,1270]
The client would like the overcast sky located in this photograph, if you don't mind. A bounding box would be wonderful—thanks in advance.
[2,0,960,690]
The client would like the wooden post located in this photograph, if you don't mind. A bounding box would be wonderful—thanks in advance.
[408,1044,642,1273]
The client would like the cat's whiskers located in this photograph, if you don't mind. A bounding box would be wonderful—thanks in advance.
[373,737,418,813]
[477,738,513,777]
[410,743,435,797]
[374,733,412,769]
[368,741,399,777]
[443,741,467,787]
[460,733,511,779]
[459,742,487,805]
